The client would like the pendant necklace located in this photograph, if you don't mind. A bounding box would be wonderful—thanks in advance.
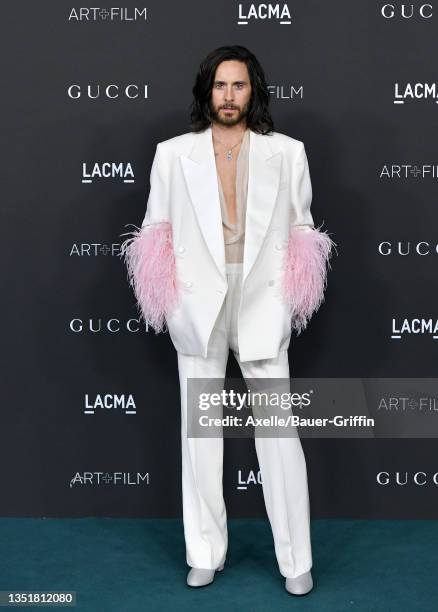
[213,133,244,161]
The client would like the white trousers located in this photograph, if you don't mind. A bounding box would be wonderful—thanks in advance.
[176,262,313,579]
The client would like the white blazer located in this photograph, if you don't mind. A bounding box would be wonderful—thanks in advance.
[120,125,335,362]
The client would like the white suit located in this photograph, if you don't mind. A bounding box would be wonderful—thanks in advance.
[120,125,335,579]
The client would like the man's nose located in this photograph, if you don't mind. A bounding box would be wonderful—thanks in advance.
[224,87,234,100]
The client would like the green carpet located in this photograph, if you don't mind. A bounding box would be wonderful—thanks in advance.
[0,518,437,611]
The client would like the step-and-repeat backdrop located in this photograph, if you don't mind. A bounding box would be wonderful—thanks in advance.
[3,1,438,518]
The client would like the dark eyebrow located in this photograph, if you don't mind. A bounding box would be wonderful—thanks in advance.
[214,80,247,85]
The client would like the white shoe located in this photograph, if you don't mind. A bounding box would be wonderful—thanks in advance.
[186,563,224,587]
[285,570,313,595]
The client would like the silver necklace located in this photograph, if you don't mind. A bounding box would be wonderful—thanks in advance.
[213,133,244,161]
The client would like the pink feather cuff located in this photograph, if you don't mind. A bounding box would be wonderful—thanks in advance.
[281,224,336,334]
[120,221,180,333]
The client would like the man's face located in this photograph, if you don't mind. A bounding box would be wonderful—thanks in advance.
[210,60,252,127]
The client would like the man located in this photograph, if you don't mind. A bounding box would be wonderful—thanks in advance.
[120,45,335,595]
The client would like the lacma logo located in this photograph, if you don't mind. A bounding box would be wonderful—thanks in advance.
[237,469,262,490]
[83,394,137,414]
[394,82,438,104]
[82,162,135,184]
[237,2,292,24]
[391,318,438,340]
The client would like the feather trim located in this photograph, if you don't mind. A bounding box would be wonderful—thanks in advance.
[119,221,180,333]
[282,223,336,334]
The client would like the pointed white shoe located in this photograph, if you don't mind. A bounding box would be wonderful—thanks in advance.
[285,570,313,595]
[186,563,224,587]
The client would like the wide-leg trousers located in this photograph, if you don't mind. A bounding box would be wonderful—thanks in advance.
[176,262,313,579]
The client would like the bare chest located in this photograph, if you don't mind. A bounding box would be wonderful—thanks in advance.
[215,155,239,225]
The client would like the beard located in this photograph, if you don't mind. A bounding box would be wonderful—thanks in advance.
[209,100,250,127]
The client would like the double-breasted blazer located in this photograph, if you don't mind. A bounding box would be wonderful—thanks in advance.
[120,125,335,362]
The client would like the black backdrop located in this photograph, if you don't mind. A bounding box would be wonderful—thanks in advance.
[2,1,438,518]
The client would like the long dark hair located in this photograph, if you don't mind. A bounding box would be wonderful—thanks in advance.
[189,45,275,135]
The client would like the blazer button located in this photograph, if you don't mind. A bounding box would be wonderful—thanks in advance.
[275,243,285,250]
[268,280,275,286]
[184,281,193,288]
[178,246,185,253]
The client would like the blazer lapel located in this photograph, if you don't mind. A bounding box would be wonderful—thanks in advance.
[179,125,282,285]
[244,130,282,284]
[179,126,226,280]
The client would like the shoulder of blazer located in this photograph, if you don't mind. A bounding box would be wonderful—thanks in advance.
[269,130,304,155]
[155,131,196,158]
[154,129,305,160]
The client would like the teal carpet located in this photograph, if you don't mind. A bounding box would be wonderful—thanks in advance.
[1,518,437,611]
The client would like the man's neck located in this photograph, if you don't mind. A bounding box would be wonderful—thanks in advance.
[211,121,247,144]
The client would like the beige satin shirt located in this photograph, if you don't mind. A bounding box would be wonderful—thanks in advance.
[216,128,250,264]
